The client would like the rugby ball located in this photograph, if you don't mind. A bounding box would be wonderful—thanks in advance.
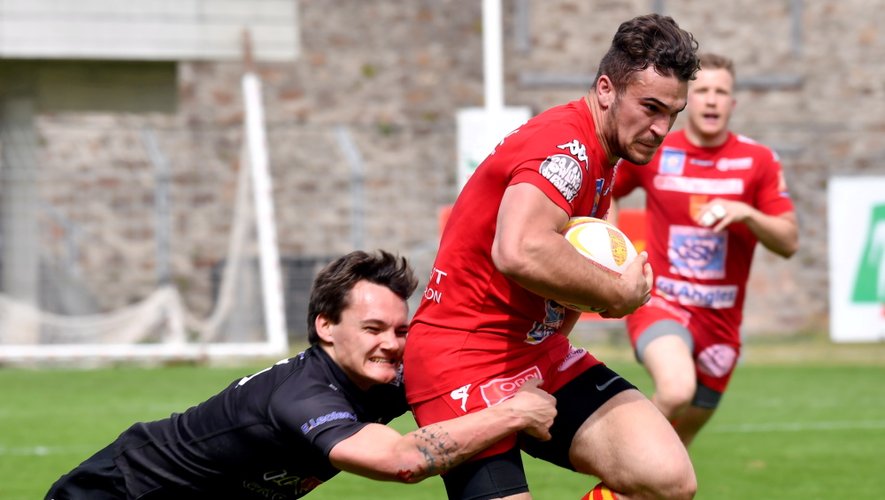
[560,217,638,312]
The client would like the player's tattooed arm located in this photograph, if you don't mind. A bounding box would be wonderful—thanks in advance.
[407,423,459,478]
[328,379,556,483]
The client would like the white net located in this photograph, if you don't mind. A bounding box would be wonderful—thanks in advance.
[0,73,288,365]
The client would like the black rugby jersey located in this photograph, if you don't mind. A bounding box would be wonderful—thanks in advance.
[113,346,408,499]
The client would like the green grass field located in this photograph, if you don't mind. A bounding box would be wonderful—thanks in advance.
[4,337,884,499]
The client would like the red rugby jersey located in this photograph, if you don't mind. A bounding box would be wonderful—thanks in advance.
[613,130,794,336]
[405,98,613,402]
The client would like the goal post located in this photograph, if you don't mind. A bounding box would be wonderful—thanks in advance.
[0,69,289,365]
[241,70,288,356]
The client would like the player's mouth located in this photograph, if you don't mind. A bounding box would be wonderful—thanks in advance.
[369,356,398,366]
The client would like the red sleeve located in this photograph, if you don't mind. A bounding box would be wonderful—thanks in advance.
[754,149,794,216]
[511,167,574,216]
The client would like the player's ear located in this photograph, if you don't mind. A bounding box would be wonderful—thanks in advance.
[596,75,616,108]
[315,314,335,344]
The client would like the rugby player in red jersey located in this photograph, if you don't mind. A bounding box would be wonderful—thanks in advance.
[613,53,799,446]
[405,14,701,500]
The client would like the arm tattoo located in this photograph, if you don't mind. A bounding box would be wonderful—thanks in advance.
[413,424,460,476]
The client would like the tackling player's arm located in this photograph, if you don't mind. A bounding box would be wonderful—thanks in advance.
[491,183,651,318]
[327,379,555,483]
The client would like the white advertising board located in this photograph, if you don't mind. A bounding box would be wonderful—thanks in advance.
[456,106,531,191]
[827,176,885,342]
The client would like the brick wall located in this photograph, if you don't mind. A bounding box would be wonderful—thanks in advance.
[26,0,885,336]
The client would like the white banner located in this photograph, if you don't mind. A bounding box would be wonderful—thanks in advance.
[455,106,531,191]
[827,176,885,342]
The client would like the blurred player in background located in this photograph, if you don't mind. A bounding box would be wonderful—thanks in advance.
[47,250,557,500]
[404,14,700,500]
[613,53,799,446]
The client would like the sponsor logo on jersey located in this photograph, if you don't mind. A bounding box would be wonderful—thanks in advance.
[422,267,448,305]
[480,366,542,407]
[697,343,738,377]
[539,154,582,202]
[557,139,589,168]
[656,276,737,309]
[659,147,686,175]
[716,157,754,171]
[525,300,566,344]
[668,225,727,279]
[300,411,358,434]
[244,470,323,497]
[653,175,745,195]
[690,158,715,167]
[590,177,605,217]
[557,345,587,372]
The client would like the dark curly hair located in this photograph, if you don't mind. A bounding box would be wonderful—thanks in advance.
[594,13,700,91]
[307,250,418,345]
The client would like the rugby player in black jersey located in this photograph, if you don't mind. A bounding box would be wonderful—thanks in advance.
[46,250,556,499]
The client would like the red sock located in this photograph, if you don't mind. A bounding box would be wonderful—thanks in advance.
[581,482,619,500]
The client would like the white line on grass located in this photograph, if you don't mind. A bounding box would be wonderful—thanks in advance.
[710,419,885,433]
[0,445,94,456]
[5,420,885,457]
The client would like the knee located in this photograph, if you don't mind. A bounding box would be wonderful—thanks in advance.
[652,455,697,499]
[662,472,698,499]
[653,381,696,416]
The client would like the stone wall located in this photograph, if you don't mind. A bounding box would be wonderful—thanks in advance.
[24,0,885,336]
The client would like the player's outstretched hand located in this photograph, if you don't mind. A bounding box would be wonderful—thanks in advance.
[506,378,557,441]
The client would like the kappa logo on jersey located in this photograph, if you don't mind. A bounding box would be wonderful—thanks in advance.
[557,139,589,168]
[450,384,471,412]
[480,366,542,407]
[659,148,686,175]
[667,225,727,279]
[539,154,582,202]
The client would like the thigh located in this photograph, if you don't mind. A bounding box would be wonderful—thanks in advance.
[569,389,693,493]
[520,364,635,470]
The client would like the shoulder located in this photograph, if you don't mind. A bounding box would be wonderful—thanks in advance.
[733,134,779,162]
[521,99,591,139]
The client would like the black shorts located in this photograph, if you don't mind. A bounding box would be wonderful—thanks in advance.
[45,443,127,500]
[442,364,636,499]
